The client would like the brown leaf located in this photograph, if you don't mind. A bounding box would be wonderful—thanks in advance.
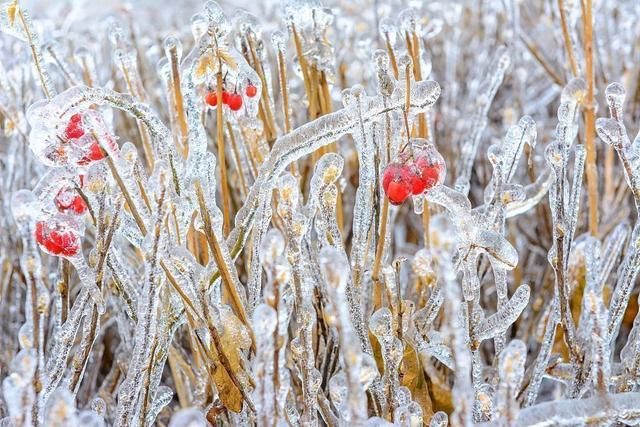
[401,343,433,420]
[195,55,215,80]
[211,309,251,413]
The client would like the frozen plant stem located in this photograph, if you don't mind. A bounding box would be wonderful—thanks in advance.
[582,0,599,236]
[216,70,232,236]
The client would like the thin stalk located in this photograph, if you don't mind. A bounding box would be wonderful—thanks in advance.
[168,43,189,157]
[194,181,253,336]
[581,0,599,236]
[558,0,579,77]
[276,48,298,177]
[246,34,277,142]
[216,71,232,235]
[18,9,53,99]
[226,121,249,197]
[384,32,399,78]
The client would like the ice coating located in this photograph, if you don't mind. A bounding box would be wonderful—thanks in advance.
[3,1,640,426]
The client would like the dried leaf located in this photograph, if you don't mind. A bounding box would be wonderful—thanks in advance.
[211,309,251,413]
[218,49,237,70]
[195,55,215,80]
[6,0,18,26]
[401,343,433,419]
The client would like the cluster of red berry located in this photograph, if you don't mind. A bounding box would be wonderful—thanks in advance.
[35,217,82,257]
[34,112,117,257]
[382,149,446,205]
[205,83,258,111]
[64,113,117,165]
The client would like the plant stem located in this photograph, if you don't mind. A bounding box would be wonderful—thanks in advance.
[582,0,599,236]
[216,71,232,236]
[558,0,578,77]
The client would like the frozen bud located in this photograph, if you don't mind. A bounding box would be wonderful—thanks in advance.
[398,8,420,34]
[315,152,344,185]
[398,54,413,77]
[90,398,107,416]
[379,17,397,44]
[474,383,494,421]
[561,78,586,105]
[546,143,566,173]
[164,35,182,61]
[18,323,34,349]
[271,30,287,52]
[277,173,300,206]
[429,412,448,427]
[605,82,626,119]
[370,307,393,339]
[595,118,622,148]
[204,1,232,38]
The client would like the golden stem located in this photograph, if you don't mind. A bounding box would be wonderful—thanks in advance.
[18,10,52,99]
[384,32,399,78]
[582,0,599,236]
[520,33,564,86]
[226,121,249,197]
[277,50,292,134]
[104,152,148,236]
[558,0,579,77]
[372,197,390,284]
[276,49,298,176]
[216,71,232,236]
[247,34,277,142]
[168,44,189,157]
[118,57,155,169]
[194,181,253,337]
[291,24,311,98]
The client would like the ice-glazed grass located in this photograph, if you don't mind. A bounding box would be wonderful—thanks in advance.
[2,0,640,426]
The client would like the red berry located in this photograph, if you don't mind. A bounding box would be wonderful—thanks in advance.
[382,162,413,205]
[35,219,80,257]
[54,187,87,215]
[64,113,85,140]
[228,93,243,111]
[246,84,257,97]
[411,154,445,194]
[76,140,106,165]
[221,90,230,104]
[205,91,218,106]
[407,161,427,195]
